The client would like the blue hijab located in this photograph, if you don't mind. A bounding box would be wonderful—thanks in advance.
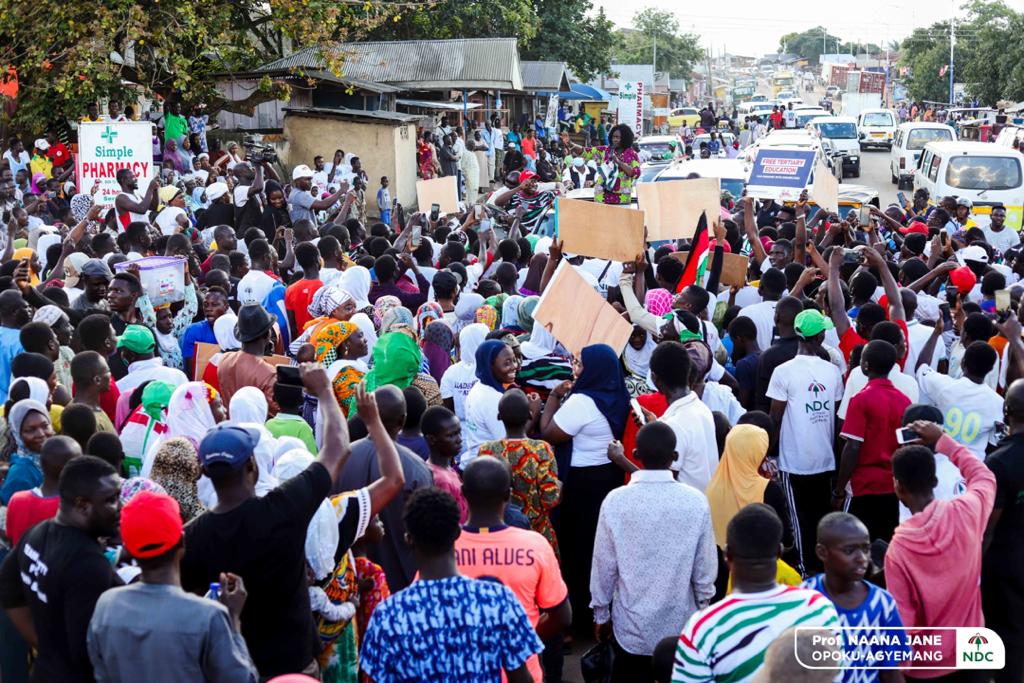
[572,344,631,439]
[475,340,509,393]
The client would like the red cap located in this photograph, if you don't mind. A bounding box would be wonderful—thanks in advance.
[120,491,183,559]
[517,170,537,183]
[759,236,774,253]
[899,221,929,235]
[949,266,978,293]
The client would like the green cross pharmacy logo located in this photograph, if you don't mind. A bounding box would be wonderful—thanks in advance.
[100,126,118,144]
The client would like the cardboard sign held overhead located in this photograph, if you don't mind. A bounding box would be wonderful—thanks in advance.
[672,250,751,289]
[533,261,633,357]
[555,197,645,264]
[637,177,721,241]
[811,159,839,214]
[416,176,459,214]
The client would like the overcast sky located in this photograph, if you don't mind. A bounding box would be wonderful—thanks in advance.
[592,0,1024,62]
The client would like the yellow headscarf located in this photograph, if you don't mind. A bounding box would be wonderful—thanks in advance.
[13,247,39,286]
[705,424,770,549]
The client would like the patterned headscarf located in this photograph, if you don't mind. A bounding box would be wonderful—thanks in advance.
[415,302,444,338]
[372,295,402,329]
[423,320,455,384]
[380,306,414,336]
[70,193,94,223]
[33,304,68,327]
[312,321,359,366]
[119,477,167,506]
[475,304,499,331]
[645,288,674,317]
[149,437,205,523]
[308,285,353,319]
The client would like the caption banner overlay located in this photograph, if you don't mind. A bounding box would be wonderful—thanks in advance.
[794,627,1005,673]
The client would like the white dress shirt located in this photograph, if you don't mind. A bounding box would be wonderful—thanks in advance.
[590,469,717,655]
[660,392,719,490]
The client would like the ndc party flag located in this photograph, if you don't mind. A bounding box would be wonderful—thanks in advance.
[675,211,709,293]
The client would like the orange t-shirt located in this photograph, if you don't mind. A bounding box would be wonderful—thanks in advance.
[455,526,567,682]
[284,278,323,336]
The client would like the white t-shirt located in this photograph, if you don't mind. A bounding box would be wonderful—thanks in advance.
[440,362,477,421]
[552,393,615,468]
[983,225,1020,256]
[660,392,719,490]
[737,300,778,350]
[462,382,505,465]
[783,110,797,128]
[701,381,745,425]
[898,452,965,522]
[718,285,761,309]
[916,366,1003,458]
[947,340,999,391]
[154,206,188,236]
[837,366,920,420]
[904,319,946,373]
[767,354,844,474]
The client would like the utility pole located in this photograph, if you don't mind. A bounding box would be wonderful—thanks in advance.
[949,1,956,105]
[823,27,827,58]
[653,34,657,73]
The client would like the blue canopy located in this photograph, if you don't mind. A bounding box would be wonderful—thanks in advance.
[535,83,612,102]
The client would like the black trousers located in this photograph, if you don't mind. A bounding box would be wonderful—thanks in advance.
[611,637,655,683]
[848,492,900,544]
[555,462,623,631]
[780,470,834,575]
[983,562,1024,683]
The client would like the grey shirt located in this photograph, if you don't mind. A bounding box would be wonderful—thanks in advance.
[288,189,316,223]
[87,583,258,683]
[335,436,433,591]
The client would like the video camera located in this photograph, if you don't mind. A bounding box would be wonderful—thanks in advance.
[243,134,277,165]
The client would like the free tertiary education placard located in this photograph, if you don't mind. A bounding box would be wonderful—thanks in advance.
[746,148,817,201]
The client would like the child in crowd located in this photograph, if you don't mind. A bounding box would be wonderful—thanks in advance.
[420,404,468,523]
[376,176,391,225]
[265,382,316,453]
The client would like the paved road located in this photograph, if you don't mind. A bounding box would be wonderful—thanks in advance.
[853,144,901,209]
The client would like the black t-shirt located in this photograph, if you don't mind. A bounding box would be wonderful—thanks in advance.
[0,520,122,682]
[984,433,1024,565]
[234,187,264,232]
[180,461,331,677]
[198,201,235,230]
[755,337,829,413]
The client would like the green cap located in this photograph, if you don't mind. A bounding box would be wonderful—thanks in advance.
[116,324,156,353]
[793,309,835,339]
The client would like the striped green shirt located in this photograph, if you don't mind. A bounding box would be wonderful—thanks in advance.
[672,585,840,683]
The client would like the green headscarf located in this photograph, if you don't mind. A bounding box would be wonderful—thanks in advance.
[364,332,422,392]
[125,381,175,477]
[517,296,540,335]
[484,293,508,311]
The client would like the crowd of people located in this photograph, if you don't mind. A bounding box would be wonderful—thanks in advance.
[0,96,1021,683]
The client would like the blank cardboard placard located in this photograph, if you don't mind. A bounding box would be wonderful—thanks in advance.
[533,261,633,357]
[555,197,645,263]
[671,250,750,289]
[416,176,459,214]
[637,177,721,240]
[812,159,839,214]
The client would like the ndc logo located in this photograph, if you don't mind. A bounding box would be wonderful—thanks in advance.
[956,628,1004,669]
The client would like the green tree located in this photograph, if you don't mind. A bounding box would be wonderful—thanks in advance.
[365,0,539,44]
[778,27,843,64]
[0,0,396,131]
[613,8,704,77]
[521,1,617,81]
[899,22,960,103]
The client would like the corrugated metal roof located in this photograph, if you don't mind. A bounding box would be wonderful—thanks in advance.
[258,39,523,91]
[283,107,420,124]
[520,61,571,92]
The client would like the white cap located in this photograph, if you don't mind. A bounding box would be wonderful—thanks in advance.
[34,138,49,151]
[959,244,989,264]
[291,164,314,181]
[205,182,229,202]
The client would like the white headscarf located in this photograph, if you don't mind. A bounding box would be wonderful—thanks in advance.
[9,399,49,456]
[273,449,339,581]
[214,313,241,351]
[458,323,489,366]
[501,295,523,329]
[142,381,218,477]
[10,377,50,406]
[623,330,656,378]
[341,266,372,310]
[521,324,558,360]
[229,387,268,424]
[350,312,377,365]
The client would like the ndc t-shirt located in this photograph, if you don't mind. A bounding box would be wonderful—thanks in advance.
[766,354,844,474]
[916,366,1004,459]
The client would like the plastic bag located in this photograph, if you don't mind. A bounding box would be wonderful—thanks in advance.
[580,640,615,683]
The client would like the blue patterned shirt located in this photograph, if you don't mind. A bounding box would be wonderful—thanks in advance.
[360,575,543,682]
[803,575,908,683]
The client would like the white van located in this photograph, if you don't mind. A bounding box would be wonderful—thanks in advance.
[857,108,898,150]
[889,122,956,189]
[913,141,1024,230]
[807,116,860,177]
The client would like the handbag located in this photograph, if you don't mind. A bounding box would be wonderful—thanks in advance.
[580,640,615,683]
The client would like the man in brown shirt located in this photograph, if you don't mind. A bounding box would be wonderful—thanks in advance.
[217,304,279,416]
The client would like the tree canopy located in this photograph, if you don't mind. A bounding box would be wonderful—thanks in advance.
[0,0,401,131]
[777,27,883,65]
[612,8,704,78]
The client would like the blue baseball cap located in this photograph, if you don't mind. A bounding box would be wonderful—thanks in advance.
[198,424,260,469]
